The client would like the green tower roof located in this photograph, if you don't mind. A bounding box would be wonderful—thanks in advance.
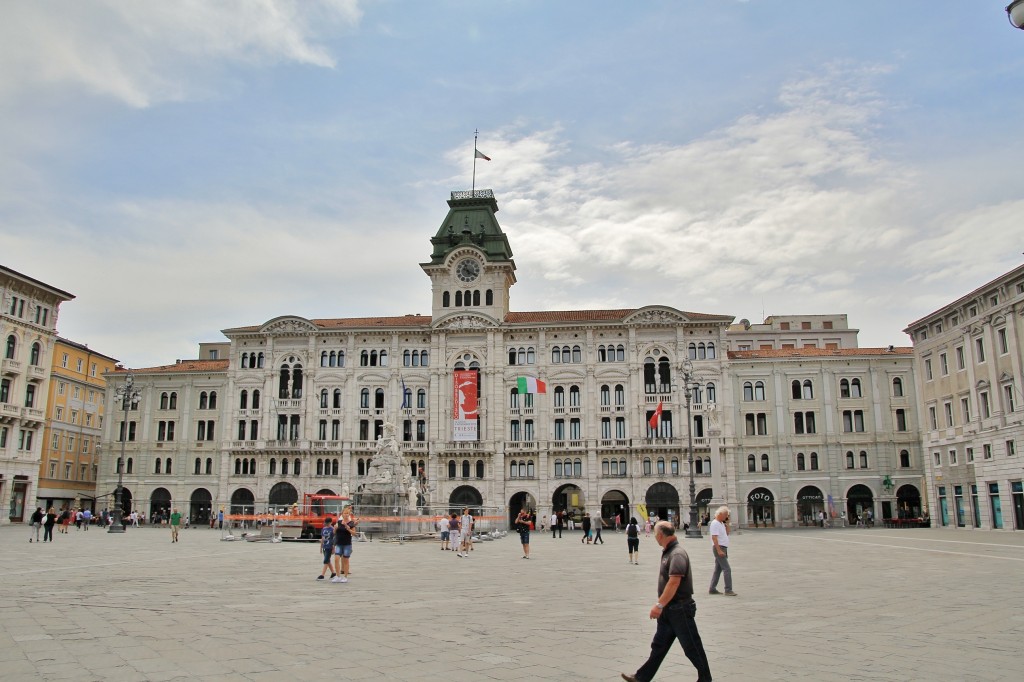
[426,190,514,264]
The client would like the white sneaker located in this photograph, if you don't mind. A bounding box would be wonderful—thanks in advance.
[338,577,348,583]
[330,577,343,583]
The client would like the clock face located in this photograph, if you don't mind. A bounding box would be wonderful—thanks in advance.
[456,259,481,283]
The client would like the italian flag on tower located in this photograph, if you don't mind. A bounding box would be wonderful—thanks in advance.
[516,376,547,394]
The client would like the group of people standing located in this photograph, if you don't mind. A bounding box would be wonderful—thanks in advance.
[317,507,359,583]
[438,508,475,558]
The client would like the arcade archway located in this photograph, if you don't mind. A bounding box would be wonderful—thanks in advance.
[601,490,630,526]
[896,484,922,519]
[796,486,825,526]
[552,483,585,521]
[190,488,213,525]
[149,487,172,521]
[268,482,299,512]
[847,484,875,524]
[230,487,255,516]
[509,491,537,525]
[645,482,680,526]
[449,485,483,514]
[747,487,775,527]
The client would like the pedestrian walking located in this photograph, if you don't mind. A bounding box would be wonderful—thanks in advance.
[555,511,564,538]
[82,508,92,530]
[550,512,557,537]
[581,513,592,544]
[626,516,641,564]
[621,521,712,682]
[592,512,604,544]
[708,505,736,596]
[170,508,182,543]
[644,516,652,537]
[317,516,335,580]
[29,507,43,542]
[43,507,57,542]
[515,509,532,559]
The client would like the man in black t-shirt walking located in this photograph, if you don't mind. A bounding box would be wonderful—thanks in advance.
[621,521,711,682]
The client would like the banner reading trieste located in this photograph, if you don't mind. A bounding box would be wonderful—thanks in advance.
[453,370,478,441]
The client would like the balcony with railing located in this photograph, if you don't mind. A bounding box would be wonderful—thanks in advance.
[1,403,21,421]
[1,358,22,376]
[27,365,47,381]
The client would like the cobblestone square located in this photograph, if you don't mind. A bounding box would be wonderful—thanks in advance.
[0,524,1021,681]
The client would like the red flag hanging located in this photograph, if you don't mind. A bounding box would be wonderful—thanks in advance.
[648,401,663,430]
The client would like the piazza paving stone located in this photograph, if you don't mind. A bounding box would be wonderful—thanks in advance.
[0,523,1022,681]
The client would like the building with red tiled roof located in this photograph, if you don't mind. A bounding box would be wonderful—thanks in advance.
[97,191,924,530]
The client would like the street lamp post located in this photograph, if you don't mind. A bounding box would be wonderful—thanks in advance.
[108,373,139,534]
[1008,0,1024,30]
[680,359,702,538]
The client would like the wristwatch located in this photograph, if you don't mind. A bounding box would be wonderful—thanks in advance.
[654,603,664,610]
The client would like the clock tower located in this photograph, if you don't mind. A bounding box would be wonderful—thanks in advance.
[421,189,516,324]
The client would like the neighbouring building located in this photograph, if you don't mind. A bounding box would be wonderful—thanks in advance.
[905,264,1024,531]
[98,190,923,528]
[1,265,75,523]
[37,338,118,514]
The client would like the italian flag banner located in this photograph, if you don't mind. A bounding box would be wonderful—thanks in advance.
[517,376,547,394]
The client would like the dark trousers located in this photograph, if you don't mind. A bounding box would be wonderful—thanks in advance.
[555,524,562,538]
[635,600,711,682]
[43,525,54,542]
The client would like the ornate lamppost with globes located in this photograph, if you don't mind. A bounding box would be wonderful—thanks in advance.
[680,359,703,538]
[108,373,139,534]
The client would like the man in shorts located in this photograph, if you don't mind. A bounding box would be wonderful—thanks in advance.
[439,514,450,551]
[169,508,182,543]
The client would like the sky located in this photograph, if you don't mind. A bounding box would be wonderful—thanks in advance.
[2,1,1022,369]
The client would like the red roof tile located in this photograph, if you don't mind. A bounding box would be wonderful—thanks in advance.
[114,359,230,374]
[728,347,913,359]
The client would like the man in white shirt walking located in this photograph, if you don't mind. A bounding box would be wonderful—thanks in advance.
[708,505,737,596]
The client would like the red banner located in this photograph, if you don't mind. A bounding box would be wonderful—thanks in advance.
[453,370,478,441]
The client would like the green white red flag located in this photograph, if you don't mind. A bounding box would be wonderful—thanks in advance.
[516,376,546,394]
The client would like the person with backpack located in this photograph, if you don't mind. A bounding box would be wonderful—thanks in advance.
[29,507,43,542]
[317,517,335,580]
[626,516,641,564]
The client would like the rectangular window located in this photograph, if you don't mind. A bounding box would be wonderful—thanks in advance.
[0,378,9,403]
[997,328,1008,355]
[955,346,965,370]
[944,402,953,427]
[55,406,64,421]
[949,448,957,465]
[924,359,932,380]
[90,363,97,377]
[980,392,991,419]
[966,447,974,462]
[1008,440,1017,457]
[975,337,986,363]
[961,397,971,423]
[76,359,83,372]
[1004,385,1015,413]
[939,353,948,376]
[67,435,75,452]
[928,406,937,430]
[984,444,992,459]
[61,353,68,368]
[895,409,907,432]
[933,451,941,466]
[51,433,59,449]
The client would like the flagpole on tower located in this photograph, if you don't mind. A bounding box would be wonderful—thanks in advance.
[472,129,479,197]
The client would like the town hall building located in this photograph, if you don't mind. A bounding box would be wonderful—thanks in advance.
[98,190,925,528]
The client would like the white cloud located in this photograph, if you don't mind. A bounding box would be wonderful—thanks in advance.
[0,0,361,108]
